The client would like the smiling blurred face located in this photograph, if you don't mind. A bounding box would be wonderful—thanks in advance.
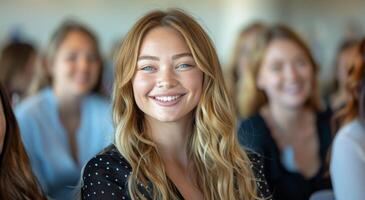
[132,26,203,123]
[52,30,101,97]
[0,99,5,154]
[257,39,313,109]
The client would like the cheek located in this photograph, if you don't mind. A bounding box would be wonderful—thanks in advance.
[299,66,314,85]
[132,74,154,100]
[184,71,203,96]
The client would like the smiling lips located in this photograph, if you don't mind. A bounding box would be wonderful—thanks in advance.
[150,94,185,106]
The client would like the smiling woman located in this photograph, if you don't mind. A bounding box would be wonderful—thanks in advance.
[237,25,332,200]
[81,9,272,200]
[14,20,113,200]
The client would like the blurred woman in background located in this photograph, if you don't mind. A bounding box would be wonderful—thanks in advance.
[15,20,113,200]
[226,22,266,116]
[330,38,365,200]
[327,38,358,112]
[0,41,37,106]
[237,25,332,200]
[0,83,46,200]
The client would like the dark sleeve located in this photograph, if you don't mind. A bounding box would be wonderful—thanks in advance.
[81,154,131,200]
[237,117,268,156]
[248,152,273,200]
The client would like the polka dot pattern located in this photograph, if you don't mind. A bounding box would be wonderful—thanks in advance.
[81,145,272,199]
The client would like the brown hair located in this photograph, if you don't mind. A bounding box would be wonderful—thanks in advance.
[113,9,262,200]
[335,39,365,126]
[238,24,321,117]
[0,84,46,200]
[0,42,36,96]
[29,19,104,95]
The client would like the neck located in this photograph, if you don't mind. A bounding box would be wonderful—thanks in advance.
[53,86,83,115]
[145,114,193,167]
[268,103,310,130]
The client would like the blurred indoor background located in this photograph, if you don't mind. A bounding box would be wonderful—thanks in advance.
[0,0,364,90]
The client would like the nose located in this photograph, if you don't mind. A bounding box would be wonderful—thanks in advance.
[78,55,91,72]
[156,67,178,89]
[285,64,299,82]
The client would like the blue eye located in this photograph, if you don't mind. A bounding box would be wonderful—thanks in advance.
[176,63,192,70]
[141,66,155,71]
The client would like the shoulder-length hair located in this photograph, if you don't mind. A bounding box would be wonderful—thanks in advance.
[113,9,261,200]
[0,84,46,200]
[238,24,321,117]
[29,20,104,95]
[335,38,365,126]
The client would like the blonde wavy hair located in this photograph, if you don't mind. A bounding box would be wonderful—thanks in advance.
[112,9,262,200]
[225,22,266,114]
[238,25,321,117]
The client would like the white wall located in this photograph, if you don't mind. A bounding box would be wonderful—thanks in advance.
[1,0,364,74]
[0,0,281,65]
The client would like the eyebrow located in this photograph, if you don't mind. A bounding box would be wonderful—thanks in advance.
[137,53,193,61]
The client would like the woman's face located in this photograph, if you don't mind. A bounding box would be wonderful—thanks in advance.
[257,39,313,109]
[132,26,203,123]
[0,99,6,154]
[52,30,101,97]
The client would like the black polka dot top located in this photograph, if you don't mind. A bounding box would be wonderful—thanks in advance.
[81,144,272,200]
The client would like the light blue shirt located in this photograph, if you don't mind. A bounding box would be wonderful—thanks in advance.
[330,118,365,200]
[15,88,114,200]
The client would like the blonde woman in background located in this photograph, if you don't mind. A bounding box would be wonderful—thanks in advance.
[237,25,332,200]
[81,9,272,200]
[225,22,266,115]
[15,20,113,200]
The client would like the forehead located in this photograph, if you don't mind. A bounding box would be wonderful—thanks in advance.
[138,26,191,56]
[265,38,307,60]
[60,30,95,49]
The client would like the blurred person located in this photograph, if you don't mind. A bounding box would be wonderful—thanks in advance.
[81,9,272,200]
[15,20,113,200]
[237,25,332,200]
[327,39,358,112]
[226,22,266,116]
[0,41,37,105]
[0,83,46,200]
[330,38,365,200]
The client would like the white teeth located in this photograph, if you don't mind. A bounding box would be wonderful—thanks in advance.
[155,95,181,102]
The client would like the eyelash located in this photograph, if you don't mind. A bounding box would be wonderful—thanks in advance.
[176,63,193,70]
[140,66,155,71]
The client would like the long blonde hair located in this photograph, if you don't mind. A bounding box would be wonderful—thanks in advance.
[238,25,321,117]
[225,22,266,113]
[113,9,261,200]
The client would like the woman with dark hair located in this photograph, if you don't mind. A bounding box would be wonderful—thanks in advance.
[15,20,113,200]
[0,84,46,200]
[237,25,332,200]
[0,42,37,105]
[330,39,365,200]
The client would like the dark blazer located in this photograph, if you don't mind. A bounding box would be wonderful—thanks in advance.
[237,111,333,200]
